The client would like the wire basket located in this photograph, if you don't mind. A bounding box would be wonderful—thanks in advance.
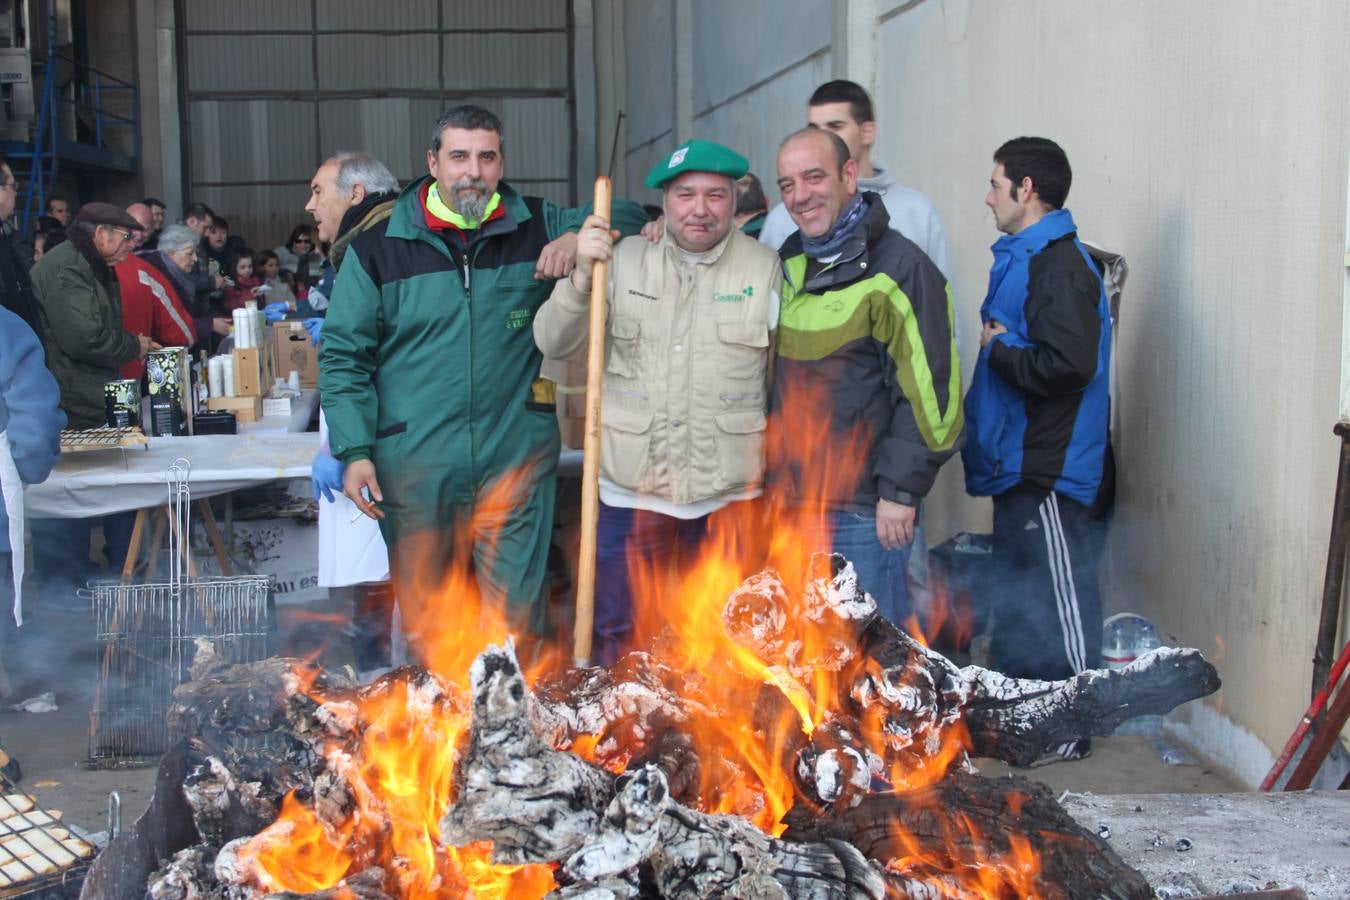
[87,459,273,766]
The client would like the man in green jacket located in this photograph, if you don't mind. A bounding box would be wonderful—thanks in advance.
[31,203,155,428]
[29,202,154,603]
[320,105,645,651]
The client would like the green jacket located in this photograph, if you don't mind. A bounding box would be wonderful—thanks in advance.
[320,177,644,521]
[31,235,140,429]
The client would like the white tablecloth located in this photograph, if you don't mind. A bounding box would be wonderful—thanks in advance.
[26,431,318,518]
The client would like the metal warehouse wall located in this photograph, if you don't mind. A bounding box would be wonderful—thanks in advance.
[177,0,576,250]
[602,0,1350,785]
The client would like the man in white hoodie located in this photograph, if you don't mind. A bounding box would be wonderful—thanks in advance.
[756,80,951,279]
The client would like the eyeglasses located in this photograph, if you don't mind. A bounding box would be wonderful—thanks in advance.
[107,227,134,242]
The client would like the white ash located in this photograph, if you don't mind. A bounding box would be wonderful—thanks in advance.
[146,845,220,900]
[211,836,254,889]
[311,698,360,736]
[803,554,876,622]
[721,569,791,656]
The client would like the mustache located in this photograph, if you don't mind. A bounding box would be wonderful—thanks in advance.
[453,177,490,195]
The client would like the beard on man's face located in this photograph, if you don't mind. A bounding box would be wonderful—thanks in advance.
[451,177,492,224]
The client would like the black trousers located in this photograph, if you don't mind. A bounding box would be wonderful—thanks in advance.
[989,487,1103,681]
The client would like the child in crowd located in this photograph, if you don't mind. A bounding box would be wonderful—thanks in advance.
[255,250,296,308]
[221,248,264,311]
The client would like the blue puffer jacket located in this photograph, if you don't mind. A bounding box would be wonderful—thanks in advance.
[0,307,65,551]
[962,209,1110,506]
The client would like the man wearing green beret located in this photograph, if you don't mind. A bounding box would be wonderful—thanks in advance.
[534,139,783,665]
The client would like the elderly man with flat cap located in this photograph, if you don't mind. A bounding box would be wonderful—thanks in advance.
[30,202,158,602]
[535,139,783,664]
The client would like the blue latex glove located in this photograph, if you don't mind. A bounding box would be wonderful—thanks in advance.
[263,301,290,323]
[303,316,324,345]
[311,451,345,503]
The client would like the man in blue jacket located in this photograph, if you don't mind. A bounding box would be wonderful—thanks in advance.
[0,306,65,782]
[0,306,64,620]
[963,138,1111,752]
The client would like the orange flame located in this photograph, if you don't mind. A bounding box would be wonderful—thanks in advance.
[238,468,559,897]
[239,379,1034,896]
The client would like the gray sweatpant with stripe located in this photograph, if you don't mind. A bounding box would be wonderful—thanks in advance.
[989,487,1103,681]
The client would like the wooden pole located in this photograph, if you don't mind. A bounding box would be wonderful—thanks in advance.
[572,176,611,666]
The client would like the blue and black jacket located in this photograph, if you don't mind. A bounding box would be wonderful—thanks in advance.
[962,208,1111,506]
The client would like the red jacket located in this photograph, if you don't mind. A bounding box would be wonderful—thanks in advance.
[116,255,197,379]
[223,275,262,312]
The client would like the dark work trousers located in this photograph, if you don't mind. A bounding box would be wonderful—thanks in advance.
[593,501,712,667]
[351,581,394,672]
[989,487,1103,681]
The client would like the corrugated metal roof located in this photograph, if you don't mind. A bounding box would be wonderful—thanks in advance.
[317,34,439,90]
[623,2,674,147]
[442,32,567,89]
[497,97,571,180]
[183,0,310,32]
[180,7,576,233]
[440,1,568,31]
[189,99,318,184]
[317,0,440,31]
[190,184,314,252]
[186,35,314,93]
[318,98,423,182]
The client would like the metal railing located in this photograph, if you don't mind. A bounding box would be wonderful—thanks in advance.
[13,47,140,232]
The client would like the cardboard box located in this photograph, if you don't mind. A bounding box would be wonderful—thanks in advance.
[272,321,319,388]
[232,347,267,397]
[199,516,325,605]
[207,394,263,423]
[261,396,293,418]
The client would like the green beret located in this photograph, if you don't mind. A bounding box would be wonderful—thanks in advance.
[644,140,749,189]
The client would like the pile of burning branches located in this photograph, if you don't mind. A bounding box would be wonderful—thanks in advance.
[87,552,1219,900]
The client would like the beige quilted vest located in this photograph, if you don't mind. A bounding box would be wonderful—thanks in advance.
[600,228,781,504]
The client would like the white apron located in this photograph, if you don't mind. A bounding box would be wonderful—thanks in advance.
[316,412,390,587]
[0,431,25,625]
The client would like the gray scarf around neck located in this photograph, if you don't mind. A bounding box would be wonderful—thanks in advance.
[799,193,867,259]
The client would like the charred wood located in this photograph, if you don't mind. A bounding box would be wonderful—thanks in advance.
[959,646,1222,766]
[782,769,1153,900]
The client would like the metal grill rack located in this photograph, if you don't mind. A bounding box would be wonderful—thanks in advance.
[88,459,272,766]
[0,793,95,897]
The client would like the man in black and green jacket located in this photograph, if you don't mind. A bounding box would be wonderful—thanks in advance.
[770,128,963,627]
[320,105,645,648]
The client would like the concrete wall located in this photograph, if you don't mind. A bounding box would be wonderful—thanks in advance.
[606,0,1350,783]
[600,0,830,205]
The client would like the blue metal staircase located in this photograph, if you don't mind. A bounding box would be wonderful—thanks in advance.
[0,8,139,233]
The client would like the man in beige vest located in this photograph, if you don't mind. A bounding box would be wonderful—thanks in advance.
[535,140,782,665]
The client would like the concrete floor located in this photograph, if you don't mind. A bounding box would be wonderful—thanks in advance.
[2,597,1334,897]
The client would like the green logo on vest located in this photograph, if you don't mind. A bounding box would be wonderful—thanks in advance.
[506,308,531,330]
[713,286,754,303]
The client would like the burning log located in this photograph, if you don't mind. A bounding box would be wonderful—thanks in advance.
[440,643,888,899]
[782,771,1153,899]
[726,554,1221,776]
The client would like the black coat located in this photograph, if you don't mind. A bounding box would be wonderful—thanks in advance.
[0,232,43,338]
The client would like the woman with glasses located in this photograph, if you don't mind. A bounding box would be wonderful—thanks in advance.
[274,224,324,281]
